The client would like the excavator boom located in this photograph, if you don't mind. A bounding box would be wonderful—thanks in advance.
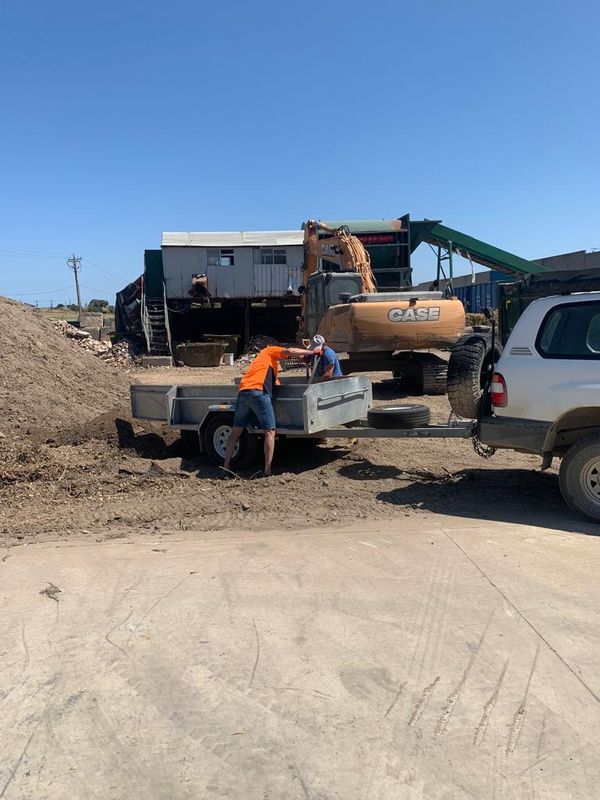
[303,220,377,293]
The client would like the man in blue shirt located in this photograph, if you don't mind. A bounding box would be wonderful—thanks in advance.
[310,334,344,382]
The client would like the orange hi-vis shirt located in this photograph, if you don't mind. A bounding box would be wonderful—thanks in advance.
[238,346,289,395]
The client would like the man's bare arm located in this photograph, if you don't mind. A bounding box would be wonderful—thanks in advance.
[282,347,321,359]
[313,364,335,382]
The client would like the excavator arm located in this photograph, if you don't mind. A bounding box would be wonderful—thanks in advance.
[300,220,378,339]
[303,220,377,293]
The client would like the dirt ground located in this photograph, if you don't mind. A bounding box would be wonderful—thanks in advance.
[0,353,567,547]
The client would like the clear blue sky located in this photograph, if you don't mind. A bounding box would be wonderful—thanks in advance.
[1,0,598,305]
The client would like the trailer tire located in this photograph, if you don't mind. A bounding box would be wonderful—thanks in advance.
[559,434,600,521]
[447,333,502,419]
[202,413,260,469]
[367,404,431,429]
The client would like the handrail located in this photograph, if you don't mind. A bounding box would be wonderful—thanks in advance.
[140,281,151,352]
[163,281,173,356]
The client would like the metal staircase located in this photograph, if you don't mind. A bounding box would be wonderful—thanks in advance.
[145,299,170,355]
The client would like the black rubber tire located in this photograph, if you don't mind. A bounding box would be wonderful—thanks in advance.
[202,413,260,469]
[447,333,502,419]
[559,434,600,521]
[392,353,448,396]
[367,404,431,429]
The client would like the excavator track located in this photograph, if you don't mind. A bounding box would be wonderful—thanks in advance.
[420,355,448,395]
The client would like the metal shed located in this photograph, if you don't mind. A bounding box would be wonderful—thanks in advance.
[161,230,304,300]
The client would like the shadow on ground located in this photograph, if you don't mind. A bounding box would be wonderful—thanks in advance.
[376,467,600,536]
[372,380,412,401]
[115,418,348,476]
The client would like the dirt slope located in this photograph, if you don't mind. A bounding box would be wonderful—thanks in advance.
[0,296,130,438]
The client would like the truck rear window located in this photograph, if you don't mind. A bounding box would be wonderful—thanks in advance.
[536,301,600,359]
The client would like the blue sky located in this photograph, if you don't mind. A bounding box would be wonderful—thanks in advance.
[0,0,598,305]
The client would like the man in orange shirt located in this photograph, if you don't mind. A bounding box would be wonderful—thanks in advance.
[223,344,320,476]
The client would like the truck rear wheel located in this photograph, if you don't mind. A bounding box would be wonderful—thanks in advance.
[447,333,502,419]
[202,413,260,469]
[559,434,600,521]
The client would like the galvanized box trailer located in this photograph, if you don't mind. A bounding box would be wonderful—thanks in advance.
[131,376,473,469]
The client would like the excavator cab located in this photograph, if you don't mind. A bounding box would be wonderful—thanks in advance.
[305,272,363,337]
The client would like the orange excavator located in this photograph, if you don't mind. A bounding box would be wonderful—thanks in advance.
[298,220,466,393]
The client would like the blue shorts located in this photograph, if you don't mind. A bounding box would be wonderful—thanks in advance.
[232,389,276,430]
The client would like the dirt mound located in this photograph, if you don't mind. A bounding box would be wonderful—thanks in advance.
[0,296,131,439]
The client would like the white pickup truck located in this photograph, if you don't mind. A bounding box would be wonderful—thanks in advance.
[473,292,600,521]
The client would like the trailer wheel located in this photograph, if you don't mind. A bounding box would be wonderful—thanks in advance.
[202,413,260,469]
[447,333,502,419]
[367,404,431,429]
[559,434,600,521]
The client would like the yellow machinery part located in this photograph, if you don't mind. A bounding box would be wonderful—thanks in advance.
[318,297,465,353]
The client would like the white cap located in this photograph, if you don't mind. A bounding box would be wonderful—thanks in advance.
[310,334,325,349]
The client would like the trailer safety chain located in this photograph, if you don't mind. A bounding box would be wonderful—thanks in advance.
[472,435,496,459]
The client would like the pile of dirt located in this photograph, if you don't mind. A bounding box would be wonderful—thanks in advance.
[0,296,131,440]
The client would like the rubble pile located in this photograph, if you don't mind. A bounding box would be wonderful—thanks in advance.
[52,320,143,365]
[52,319,112,356]
[111,338,144,366]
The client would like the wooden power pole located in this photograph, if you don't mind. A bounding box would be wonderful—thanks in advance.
[67,254,82,315]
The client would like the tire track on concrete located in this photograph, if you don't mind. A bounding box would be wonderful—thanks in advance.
[435,608,496,737]
[506,645,540,758]
[442,529,600,706]
[384,681,406,718]
[407,676,440,728]
[473,658,510,746]
[537,710,548,760]
[248,619,261,689]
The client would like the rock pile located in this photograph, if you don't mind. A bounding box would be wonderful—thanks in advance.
[111,338,144,366]
[52,320,143,365]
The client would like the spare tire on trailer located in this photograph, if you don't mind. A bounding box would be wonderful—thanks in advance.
[367,404,431,429]
[447,333,502,419]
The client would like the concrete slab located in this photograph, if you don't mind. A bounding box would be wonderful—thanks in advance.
[141,355,173,368]
[0,519,599,798]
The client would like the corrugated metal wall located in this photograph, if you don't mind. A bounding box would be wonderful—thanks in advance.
[162,244,304,299]
[254,264,303,296]
[454,282,500,313]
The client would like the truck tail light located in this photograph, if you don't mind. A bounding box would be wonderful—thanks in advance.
[490,373,507,408]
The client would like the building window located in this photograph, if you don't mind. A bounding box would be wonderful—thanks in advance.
[259,247,287,266]
[207,248,235,267]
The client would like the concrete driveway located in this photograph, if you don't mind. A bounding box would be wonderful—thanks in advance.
[1,516,599,799]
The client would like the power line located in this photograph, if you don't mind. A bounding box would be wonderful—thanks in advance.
[84,258,127,282]
[80,284,116,297]
[0,245,66,258]
[0,285,73,296]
